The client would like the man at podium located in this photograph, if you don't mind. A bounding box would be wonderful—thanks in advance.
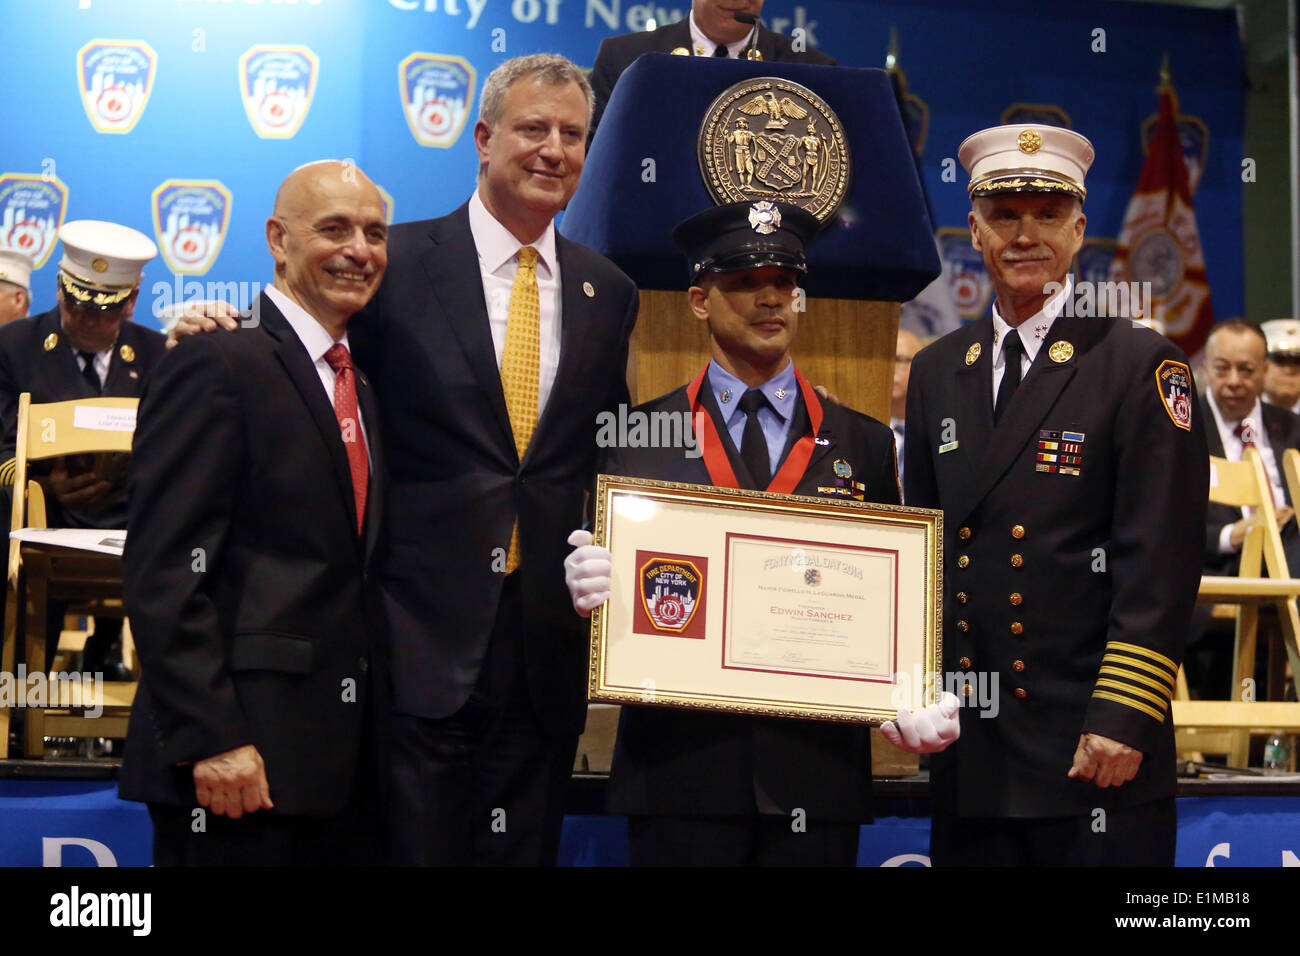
[589,0,834,138]
[566,200,958,866]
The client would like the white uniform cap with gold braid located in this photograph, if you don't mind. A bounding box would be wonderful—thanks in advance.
[1262,319,1300,358]
[0,249,33,293]
[57,219,158,310]
[959,124,1095,202]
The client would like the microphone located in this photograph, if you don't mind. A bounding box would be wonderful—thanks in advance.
[733,11,762,60]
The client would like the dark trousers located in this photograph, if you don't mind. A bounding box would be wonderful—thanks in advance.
[628,814,860,867]
[387,575,579,866]
[929,797,1177,866]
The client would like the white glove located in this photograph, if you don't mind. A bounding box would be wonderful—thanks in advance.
[564,529,612,618]
[879,692,961,754]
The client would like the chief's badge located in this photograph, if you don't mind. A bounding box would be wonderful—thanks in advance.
[43,333,58,352]
[1048,340,1074,363]
[1155,359,1193,431]
[399,53,475,148]
[633,552,708,639]
[698,77,849,223]
[965,343,981,366]
[151,180,233,276]
[77,39,157,134]
[119,344,135,363]
[0,173,69,268]
[238,45,319,139]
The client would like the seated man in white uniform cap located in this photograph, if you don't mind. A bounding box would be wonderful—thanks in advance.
[0,220,166,680]
[0,249,33,324]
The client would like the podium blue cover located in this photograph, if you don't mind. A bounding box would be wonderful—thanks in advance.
[563,55,941,302]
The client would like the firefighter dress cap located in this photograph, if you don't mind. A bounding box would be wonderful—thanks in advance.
[673,201,821,284]
[1262,319,1300,359]
[0,249,33,293]
[57,219,158,310]
[959,124,1095,202]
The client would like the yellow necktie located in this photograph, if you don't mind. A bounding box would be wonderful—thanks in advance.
[500,245,539,574]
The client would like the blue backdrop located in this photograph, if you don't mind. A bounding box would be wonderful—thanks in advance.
[0,0,1243,326]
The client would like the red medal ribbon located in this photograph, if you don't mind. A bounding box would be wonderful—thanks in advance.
[685,364,823,494]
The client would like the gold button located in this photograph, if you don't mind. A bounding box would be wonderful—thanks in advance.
[963,684,975,697]
[958,526,972,541]
[958,656,972,669]
[1010,622,1024,635]
[1014,687,1027,699]
[1012,525,1026,539]
[956,620,969,632]
[956,591,968,604]
[1010,553,1023,568]
[958,555,970,569]
[1012,660,1026,672]
[1009,592,1023,606]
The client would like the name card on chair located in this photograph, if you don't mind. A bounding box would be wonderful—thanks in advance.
[72,406,137,432]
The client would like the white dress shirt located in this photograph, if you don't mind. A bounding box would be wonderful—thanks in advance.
[990,275,1072,403]
[688,9,756,56]
[468,189,562,419]
[1206,391,1286,553]
[890,416,905,493]
[265,284,370,459]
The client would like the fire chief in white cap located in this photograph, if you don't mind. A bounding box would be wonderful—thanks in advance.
[0,249,33,323]
[903,124,1209,866]
[0,219,167,678]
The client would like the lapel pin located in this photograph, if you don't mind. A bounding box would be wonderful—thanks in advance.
[43,333,58,351]
[671,46,690,55]
[774,387,787,400]
[720,388,733,404]
[815,436,830,445]
[129,370,139,379]
[965,343,981,366]
[118,344,135,363]
[583,281,595,298]
[1049,340,1074,363]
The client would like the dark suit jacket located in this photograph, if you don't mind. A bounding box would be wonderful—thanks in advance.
[589,18,835,137]
[119,294,387,816]
[904,312,1208,818]
[1200,395,1300,575]
[0,306,165,528]
[349,202,639,737]
[601,376,897,821]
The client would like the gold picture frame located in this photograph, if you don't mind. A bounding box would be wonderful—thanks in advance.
[589,475,943,724]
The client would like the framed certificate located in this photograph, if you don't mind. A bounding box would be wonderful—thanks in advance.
[589,475,944,724]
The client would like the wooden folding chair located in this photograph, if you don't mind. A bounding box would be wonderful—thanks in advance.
[1178,449,1300,766]
[0,394,137,758]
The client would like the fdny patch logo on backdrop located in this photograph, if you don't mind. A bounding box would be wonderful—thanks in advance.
[937,227,993,321]
[238,45,319,139]
[151,180,233,276]
[399,53,475,148]
[77,39,157,134]
[0,173,69,269]
[633,551,708,639]
[1156,359,1194,431]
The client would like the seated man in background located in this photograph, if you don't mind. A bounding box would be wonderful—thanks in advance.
[565,200,957,866]
[1190,319,1300,699]
[1263,318,1300,415]
[0,220,166,678]
[119,160,389,865]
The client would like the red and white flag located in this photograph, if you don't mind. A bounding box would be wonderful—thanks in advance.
[1111,80,1214,358]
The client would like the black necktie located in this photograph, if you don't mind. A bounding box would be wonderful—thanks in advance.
[77,351,101,395]
[739,388,771,488]
[713,43,730,57]
[993,330,1023,425]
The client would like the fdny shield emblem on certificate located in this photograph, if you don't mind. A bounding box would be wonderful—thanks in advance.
[633,552,708,639]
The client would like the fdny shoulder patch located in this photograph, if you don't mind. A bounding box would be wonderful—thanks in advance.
[1155,359,1193,431]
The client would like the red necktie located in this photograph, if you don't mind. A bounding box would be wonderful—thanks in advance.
[1235,419,1275,510]
[324,343,369,535]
